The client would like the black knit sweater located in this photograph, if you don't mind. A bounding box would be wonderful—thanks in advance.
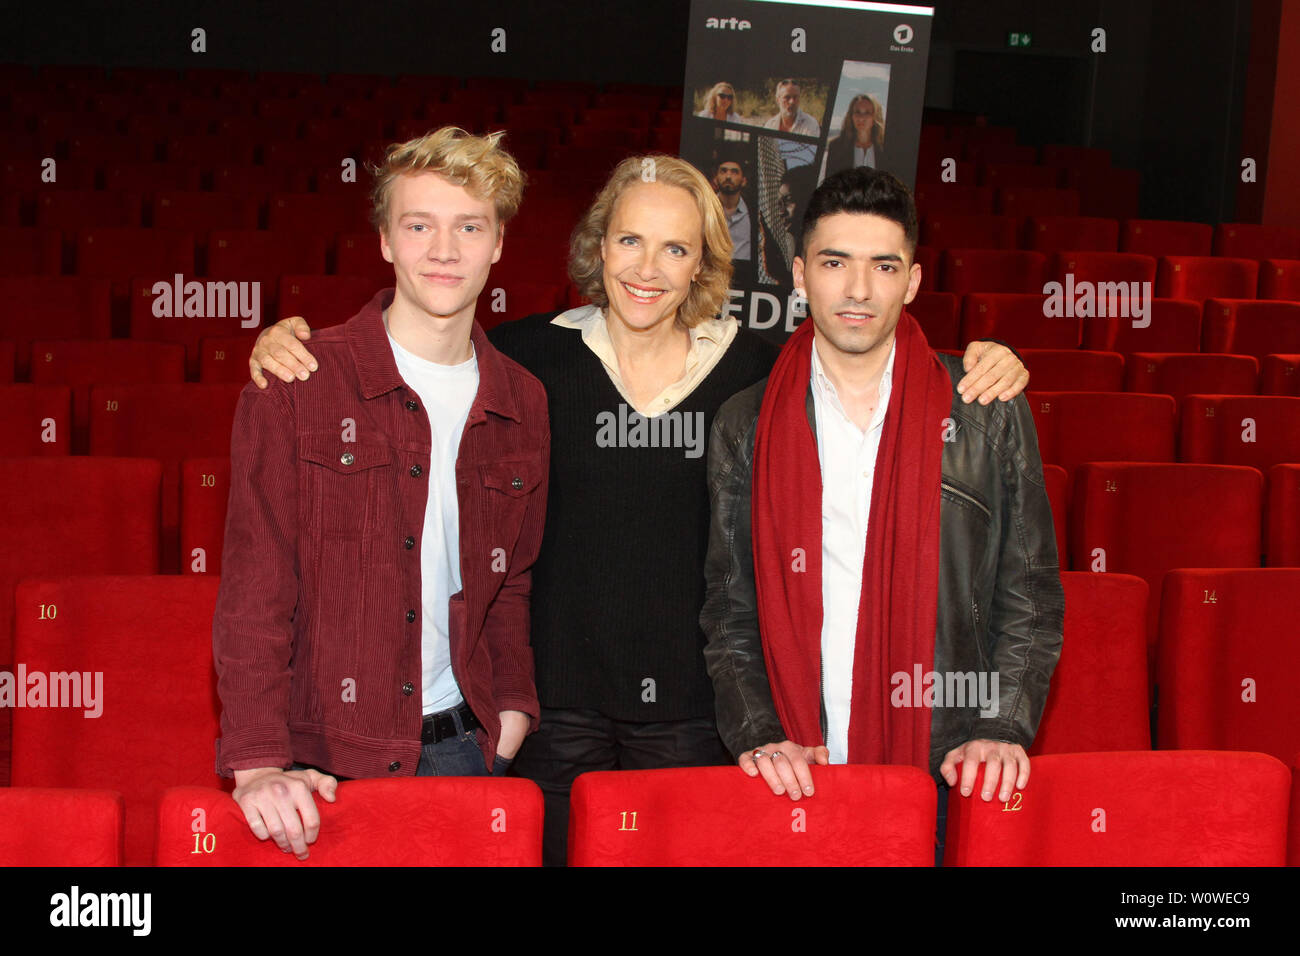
[488,311,778,720]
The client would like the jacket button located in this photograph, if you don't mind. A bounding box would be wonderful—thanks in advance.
[340,453,355,465]
[388,761,401,772]
[404,535,415,549]
[405,400,419,411]
[401,681,414,696]
[409,464,422,478]
[406,608,416,622]
[511,476,524,490]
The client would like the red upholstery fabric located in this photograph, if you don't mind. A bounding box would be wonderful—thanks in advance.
[0,340,12,382]
[1121,219,1213,257]
[1029,392,1176,480]
[1156,569,1300,761]
[996,187,1080,218]
[568,765,936,866]
[1019,349,1124,391]
[75,228,195,291]
[920,214,1019,250]
[1201,298,1300,359]
[1051,250,1155,286]
[334,230,392,287]
[1179,395,1300,471]
[1081,298,1201,354]
[268,192,371,235]
[36,190,142,230]
[943,751,1288,866]
[942,250,1049,295]
[913,245,941,291]
[1125,353,1259,401]
[914,183,995,216]
[0,789,124,866]
[908,291,960,350]
[1266,464,1300,567]
[1261,355,1300,396]
[155,780,544,866]
[129,277,265,376]
[1157,256,1259,301]
[197,333,261,383]
[11,576,226,866]
[0,385,72,456]
[152,191,261,232]
[0,226,62,275]
[1026,216,1119,253]
[1070,463,1263,643]
[1031,573,1150,755]
[205,230,328,291]
[180,457,231,575]
[1259,259,1300,300]
[960,293,1079,348]
[1062,166,1140,221]
[0,277,112,379]
[103,162,201,193]
[1291,756,1300,867]
[982,163,1062,189]
[276,274,385,327]
[1043,463,1069,557]
[1213,223,1300,260]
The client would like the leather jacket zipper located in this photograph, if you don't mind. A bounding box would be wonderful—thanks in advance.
[942,481,991,519]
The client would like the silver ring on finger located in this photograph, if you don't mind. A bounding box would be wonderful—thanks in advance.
[770,751,785,760]
[752,749,769,759]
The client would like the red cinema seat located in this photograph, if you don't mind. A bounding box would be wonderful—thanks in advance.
[155,779,544,866]
[1259,259,1300,300]
[278,274,383,327]
[1019,350,1124,391]
[476,280,567,329]
[982,164,1061,189]
[908,292,959,350]
[1031,573,1150,755]
[942,250,1049,295]
[152,191,261,232]
[920,214,1019,250]
[180,458,230,575]
[1180,395,1300,471]
[913,245,940,291]
[1044,464,1069,557]
[164,135,259,167]
[1157,568,1300,761]
[0,278,113,369]
[128,277,265,377]
[1213,223,1300,261]
[36,190,143,230]
[1121,219,1212,257]
[1082,298,1201,354]
[1261,355,1300,396]
[10,576,226,866]
[1125,353,1259,401]
[1070,462,1262,643]
[103,162,202,194]
[29,339,185,454]
[210,164,312,196]
[1157,256,1258,301]
[89,383,243,572]
[205,230,328,314]
[1029,392,1176,482]
[913,184,994,217]
[1292,756,1300,867]
[0,227,63,276]
[0,385,72,456]
[1026,216,1119,253]
[268,192,372,236]
[962,142,1038,166]
[0,341,13,382]
[1202,298,1300,359]
[996,188,1080,219]
[75,228,195,299]
[1267,464,1300,566]
[960,294,1080,349]
[568,766,936,866]
[943,751,1288,866]
[334,231,391,287]
[0,789,124,866]
[1051,250,1155,287]
[198,333,262,384]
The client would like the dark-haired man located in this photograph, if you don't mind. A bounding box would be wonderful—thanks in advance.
[712,152,752,260]
[700,167,1063,863]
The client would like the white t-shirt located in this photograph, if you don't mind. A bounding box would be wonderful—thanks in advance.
[386,326,480,715]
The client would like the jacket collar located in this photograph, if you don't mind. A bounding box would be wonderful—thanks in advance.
[347,288,522,423]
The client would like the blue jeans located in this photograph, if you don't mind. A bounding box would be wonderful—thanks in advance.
[291,710,513,778]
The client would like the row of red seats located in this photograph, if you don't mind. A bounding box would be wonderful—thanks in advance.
[4,750,1296,866]
[4,572,1297,864]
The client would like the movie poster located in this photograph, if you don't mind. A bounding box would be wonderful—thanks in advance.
[680,0,933,343]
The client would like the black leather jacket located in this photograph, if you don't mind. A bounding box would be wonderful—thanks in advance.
[700,352,1064,781]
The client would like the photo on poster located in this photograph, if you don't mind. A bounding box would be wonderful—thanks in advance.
[680,131,759,276]
[753,134,818,289]
[819,60,892,181]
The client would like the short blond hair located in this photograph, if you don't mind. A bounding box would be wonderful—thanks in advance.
[368,127,525,233]
[568,155,733,329]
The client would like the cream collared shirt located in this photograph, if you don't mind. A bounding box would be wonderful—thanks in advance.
[811,335,897,765]
[551,304,740,416]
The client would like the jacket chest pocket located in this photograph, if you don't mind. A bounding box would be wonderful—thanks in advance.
[300,436,394,536]
[470,457,544,564]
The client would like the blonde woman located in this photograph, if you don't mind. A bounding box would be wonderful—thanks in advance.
[696,80,743,123]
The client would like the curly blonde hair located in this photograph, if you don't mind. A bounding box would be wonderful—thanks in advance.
[369,127,525,233]
[568,155,733,328]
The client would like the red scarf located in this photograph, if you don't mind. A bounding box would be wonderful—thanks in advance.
[751,310,950,770]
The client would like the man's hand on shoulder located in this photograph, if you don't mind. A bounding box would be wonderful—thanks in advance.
[232,766,338,859]
[957,341,1029,405]
[939,738,1029,803]
[250,316,318,389]
[739,740,830,801]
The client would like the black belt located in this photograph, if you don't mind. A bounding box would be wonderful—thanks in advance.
[421,702,481,744]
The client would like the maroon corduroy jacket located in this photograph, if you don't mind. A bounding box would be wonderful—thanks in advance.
[213,289,550,778]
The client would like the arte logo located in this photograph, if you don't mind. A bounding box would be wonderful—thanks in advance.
[705,16,751,30]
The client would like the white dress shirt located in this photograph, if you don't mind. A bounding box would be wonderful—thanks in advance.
[811,336,896,764]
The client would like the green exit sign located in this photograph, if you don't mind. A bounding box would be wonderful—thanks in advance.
[1008,31,1033,48]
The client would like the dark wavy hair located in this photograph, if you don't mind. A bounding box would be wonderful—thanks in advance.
[799,166,918,257]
